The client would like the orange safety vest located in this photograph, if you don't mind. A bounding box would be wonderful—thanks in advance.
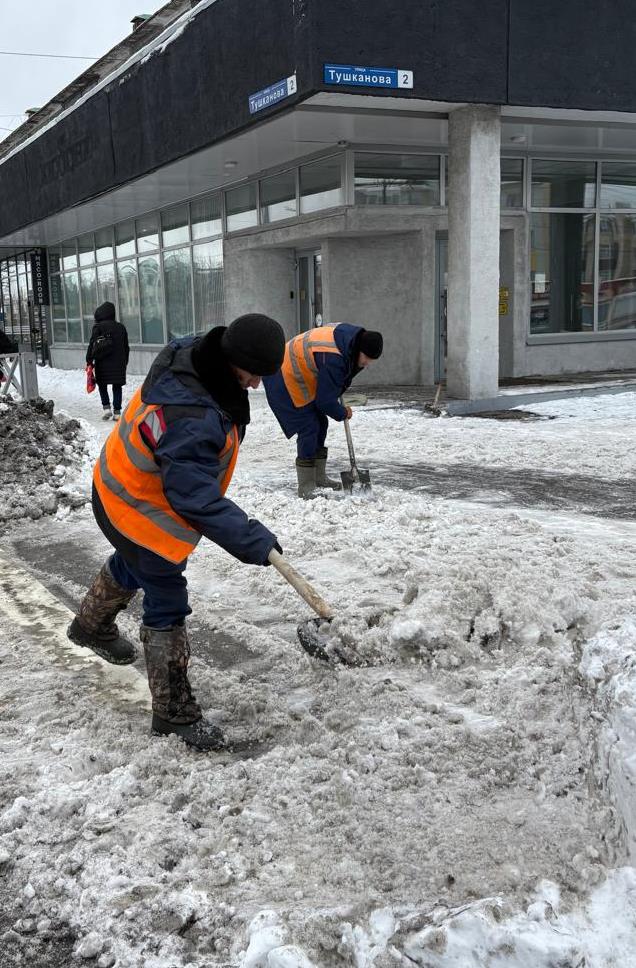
[281,325,342,408]
[93,387,240,564]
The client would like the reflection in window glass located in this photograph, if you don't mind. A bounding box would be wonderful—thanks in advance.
[17,265,29,328]
[597,214,636,331]
[48,248,62,274]
[531,160,596,208]
[161,206,190,247]
[193,240,224,332]
[61,242,78,271]
[136,213,160,253]
[300,157,343,213]
[225,184,257,231]
[354,153,439,206]
[260,171,297,223]
[97,263,116,307]
[163,247,194,339]
[139,255,164,343]
[501,158,524,208]
[191,195,222,240]
[530,213,595,334]
[116,259,141,342]
[64,272,82,341]
[95,227,114,263]
[80,268,98,341]
[50,275,66,342]
[600,163,636,210]
[116,221,136,259]
[78,234,95,267]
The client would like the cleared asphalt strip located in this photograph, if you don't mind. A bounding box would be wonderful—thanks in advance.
[0,551,151,711]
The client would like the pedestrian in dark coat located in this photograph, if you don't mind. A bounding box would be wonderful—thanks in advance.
[86,301,129,420]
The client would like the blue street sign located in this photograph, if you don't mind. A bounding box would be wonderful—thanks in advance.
[249,74,297,114]
[324,63,413,90]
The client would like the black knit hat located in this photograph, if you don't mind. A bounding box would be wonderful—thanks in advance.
[359,330,383,359]
[94,301,116,322]
[220,314,285,375]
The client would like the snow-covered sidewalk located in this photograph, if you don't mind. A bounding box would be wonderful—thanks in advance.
[0,367,635,967]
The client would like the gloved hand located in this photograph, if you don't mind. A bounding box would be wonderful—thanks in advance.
[264,541,283,565]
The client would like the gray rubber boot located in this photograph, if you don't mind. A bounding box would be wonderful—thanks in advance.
[141,624,225,752]
[295,458,316,499]
[315,447,341,490]
[67,562,137,664]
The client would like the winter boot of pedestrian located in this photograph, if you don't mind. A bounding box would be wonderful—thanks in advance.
[141,624,225,752]
[67,562,138,664]
[112,411,121,421]
[314,447,341,490]
[102,407,113,421]
[295,458,317,499]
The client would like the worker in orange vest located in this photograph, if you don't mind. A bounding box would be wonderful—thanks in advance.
[263,323,383,497]
[68,314,285,752]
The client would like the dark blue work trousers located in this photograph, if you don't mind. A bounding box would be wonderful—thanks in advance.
[108,549,191,629]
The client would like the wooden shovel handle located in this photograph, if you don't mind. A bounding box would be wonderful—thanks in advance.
[268,548,334,620]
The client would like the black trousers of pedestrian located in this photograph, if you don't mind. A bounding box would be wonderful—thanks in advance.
[97,383,123,412]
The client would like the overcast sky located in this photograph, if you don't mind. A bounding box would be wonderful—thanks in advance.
[0,0,166,142]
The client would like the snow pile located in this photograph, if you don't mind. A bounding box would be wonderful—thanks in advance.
[0,397,90,530]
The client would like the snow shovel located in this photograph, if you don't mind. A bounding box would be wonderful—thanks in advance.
[268,548,362,666]
[340,402,371,493]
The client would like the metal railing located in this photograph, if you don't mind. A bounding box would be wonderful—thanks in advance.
[0,347,39,401]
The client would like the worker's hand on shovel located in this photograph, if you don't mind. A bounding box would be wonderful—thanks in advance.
[344,406,353,420]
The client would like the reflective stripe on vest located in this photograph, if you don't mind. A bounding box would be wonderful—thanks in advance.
[281,325,342,407]
[93,387,240,564]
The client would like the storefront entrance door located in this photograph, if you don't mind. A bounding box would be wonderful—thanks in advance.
[296,250,323,331]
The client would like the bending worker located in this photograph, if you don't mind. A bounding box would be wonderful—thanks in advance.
[68,314,285,752]
[263,323,383,497]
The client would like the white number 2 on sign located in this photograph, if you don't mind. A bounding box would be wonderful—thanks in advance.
[398,70,413,89]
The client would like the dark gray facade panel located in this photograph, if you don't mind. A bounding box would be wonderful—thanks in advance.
[0,153,31,238]
[311,0,509,103]
[509,0,636,110]
[23,94,115,231]
[109,0,299,182]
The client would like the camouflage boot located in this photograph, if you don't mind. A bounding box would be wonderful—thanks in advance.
[295,458,316,499]
[314,447,341,490]
[67,562,138,664]
[141,624,225,752]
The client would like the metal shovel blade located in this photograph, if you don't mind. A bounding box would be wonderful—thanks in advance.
[340,466,372,493]
[297,617,366,667]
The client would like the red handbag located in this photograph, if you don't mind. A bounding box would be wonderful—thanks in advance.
[86,364,96,393]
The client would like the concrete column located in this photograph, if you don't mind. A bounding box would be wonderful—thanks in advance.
[447,104,501,399]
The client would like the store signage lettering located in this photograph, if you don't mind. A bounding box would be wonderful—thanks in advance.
[249,74,297,114]
[41,134,94,184]
[30,248,50,306]
[323,64,413,89]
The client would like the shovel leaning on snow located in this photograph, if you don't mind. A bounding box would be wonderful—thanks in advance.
[268,548,364,666]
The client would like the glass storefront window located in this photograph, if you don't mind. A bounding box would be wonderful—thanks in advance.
[138,254,164,343]
[64,272,82,342]
[501,158,524,209]
[260,171,297,223]
[48,248,62,274]
[61,242,78,271]
[193,240,224,332]
[116,260,141,342]
[531,160,596,208]
[191,195,222,240]
[354,153,440,206]
[95,227,114,263]
[136,213,160,253]
[161,206,190,247]
[530,213,595,334]
[96,263,116,307]
[78,234,95,267]
[116,221,136,259]
[225,184,258,231]
[80,268,98,341]
[50,274,66,342]
[600,162,636,210]
[163,246,194,339]
[597,214,636,331]
[300,157,343,214]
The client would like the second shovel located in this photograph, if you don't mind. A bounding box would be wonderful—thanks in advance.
[340,405,371,493]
